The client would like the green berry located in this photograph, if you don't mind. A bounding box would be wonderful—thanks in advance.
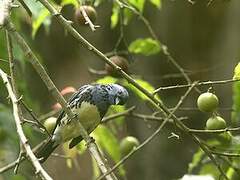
[206,116,226,130]
[120,136,139,156]
[197,92,219,112]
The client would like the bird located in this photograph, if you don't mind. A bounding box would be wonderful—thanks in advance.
[36,83,129,163]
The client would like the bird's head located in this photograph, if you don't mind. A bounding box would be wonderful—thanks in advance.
[107,84,129,105]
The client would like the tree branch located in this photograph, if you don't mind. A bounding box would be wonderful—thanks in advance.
[0,0,12,26]
[0,68,52,180]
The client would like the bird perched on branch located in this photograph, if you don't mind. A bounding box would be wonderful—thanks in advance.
[37,84,129,162]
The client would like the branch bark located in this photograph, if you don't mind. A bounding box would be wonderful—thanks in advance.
[0,68,52,180]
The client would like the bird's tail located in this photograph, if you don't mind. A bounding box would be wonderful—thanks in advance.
[36,139,59,163]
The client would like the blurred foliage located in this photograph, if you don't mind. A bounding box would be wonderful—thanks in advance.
[128,38,161,56]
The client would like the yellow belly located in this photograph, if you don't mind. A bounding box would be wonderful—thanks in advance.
[54,102,101,142]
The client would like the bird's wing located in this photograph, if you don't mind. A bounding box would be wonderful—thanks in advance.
[52,85,93,133]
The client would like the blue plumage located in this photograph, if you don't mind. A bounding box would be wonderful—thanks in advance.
[37,83,128,162]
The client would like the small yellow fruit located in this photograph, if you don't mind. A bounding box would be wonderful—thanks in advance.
[197,92,219,113]
[44,117,57,133]
[120,136,139,156]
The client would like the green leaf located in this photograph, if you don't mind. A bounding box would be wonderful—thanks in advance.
[149,0,161,9]
[107,105,126,126]
[199,163,220,178]
[123,78,160,101]
[188,148,204,173]
[93,125,121,162]
[233,62,240,80]
[128,38,161,56]
[111,4,120,29]
[32,9,50,38]
[11,175,26,180]
[123,8,133,26]
[96,76,118,84]
[232,82,240,125]
[93,125,126,176]
[128,0,145,12]
[61,0,78,7]
[75,141,87,154]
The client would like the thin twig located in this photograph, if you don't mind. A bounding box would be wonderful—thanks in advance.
[0,69,52,180]
[21,100,51,137]
[101,106,136,123]
[188,127,240,134]
[153,79,240,94]
[38,109,60,122]
[210,150,240,157]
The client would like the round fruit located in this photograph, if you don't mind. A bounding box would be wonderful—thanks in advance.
[206,116,227,130]
[217,131,232,145]
[105,56,129,77]
[120,136,140,156]
[44,117,57,133]
[74,6,97,25]
[197,92,219,112]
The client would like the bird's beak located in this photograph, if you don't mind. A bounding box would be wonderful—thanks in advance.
[114,97,121,105]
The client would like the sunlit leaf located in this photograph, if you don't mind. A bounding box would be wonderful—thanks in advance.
[188,149,204,173]
[107,105,126,126]
[61,0,78,7]
[93,125,121,162]
[123,8,133,25]
[111,4,120,29]
[96,76,118,84]
[75,141,87,154]
[233,62,240,80]
[128,38,161,56]
[123,78,160,101]
[232,82,240,125]
[128,0,145,12]
[93,125,126,176]
[11,175,26,180]
[31,9,50,38]
[199,163,220,179]
[149,0,161,9]
[226,167,240,180]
